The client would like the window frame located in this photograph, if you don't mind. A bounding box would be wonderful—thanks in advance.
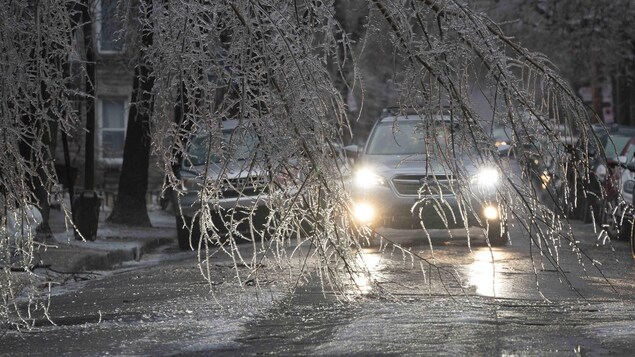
[95,0,125,54]
[97,97,129,165]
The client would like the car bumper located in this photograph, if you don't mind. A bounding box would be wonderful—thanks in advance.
[351,186,500,229]
[175,192,270,217]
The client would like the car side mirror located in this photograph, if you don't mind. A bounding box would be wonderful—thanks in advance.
[627,160,635,173]
[344,145,360,161]
[607,156,627,168]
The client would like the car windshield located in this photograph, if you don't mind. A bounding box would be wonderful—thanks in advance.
[365,119,465,156]
[187,126,259,165]
[603,134,632,159]
[492,127,511,140]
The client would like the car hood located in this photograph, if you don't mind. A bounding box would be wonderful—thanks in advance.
[359,154,479,178]
[182,160,268,180]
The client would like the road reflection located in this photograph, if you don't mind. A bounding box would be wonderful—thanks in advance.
[353,249,384,294]
[468,248,507,297]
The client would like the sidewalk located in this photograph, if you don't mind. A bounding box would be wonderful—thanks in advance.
[35,205,177,273]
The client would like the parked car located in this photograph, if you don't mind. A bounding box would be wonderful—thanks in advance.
[590,126,635,230]
[538,124,634,225]
[600,133,635,245]
[348,109,509,246]
[172,119,271,250]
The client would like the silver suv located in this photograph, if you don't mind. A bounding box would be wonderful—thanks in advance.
[173,119,270,250]
[349,110,508,246]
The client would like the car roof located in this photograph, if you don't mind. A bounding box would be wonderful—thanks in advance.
[220,119,251,130]
[378,113,454,124]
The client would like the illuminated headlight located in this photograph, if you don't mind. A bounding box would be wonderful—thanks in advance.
[540,170,551,189]
[354,168,385,188]
[495,141,507,148]
[471,167,500,190]
[483,205,499,220]
[353,202,375,223]
[624,180,635,194]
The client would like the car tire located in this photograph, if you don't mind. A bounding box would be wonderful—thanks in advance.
[583,205,594,224]
[176,215,201,251]
[630,227,635,260]
[619,219,633,242]
[486,220,509,247]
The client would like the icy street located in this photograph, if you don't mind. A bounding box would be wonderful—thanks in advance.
[2,218,635,356]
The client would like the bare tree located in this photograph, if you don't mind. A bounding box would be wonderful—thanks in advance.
[147,0,603,299]
[0,0,614,330]
[1,0,80,329]
[478,0,635,123]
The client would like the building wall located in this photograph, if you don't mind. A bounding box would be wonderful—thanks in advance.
[53,2,166,207]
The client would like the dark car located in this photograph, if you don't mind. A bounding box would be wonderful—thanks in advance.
[348,109,509,246]
[582,125,635,226]
[172,119,271,250]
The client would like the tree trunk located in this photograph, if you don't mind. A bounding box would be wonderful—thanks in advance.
[107,0,154,226]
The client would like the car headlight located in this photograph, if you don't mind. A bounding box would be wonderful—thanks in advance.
[471,167,500,190]
[495,140,507,148]
[354,168,385,188]
[353,202,375,223]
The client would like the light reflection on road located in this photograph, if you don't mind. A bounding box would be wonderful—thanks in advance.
[468,248,507,297]
[353,249,384,294]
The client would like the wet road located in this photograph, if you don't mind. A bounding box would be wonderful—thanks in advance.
[222,222,635,356]
[3,219,635,356]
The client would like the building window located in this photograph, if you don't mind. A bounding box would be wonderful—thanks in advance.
[96,0,124,53]
[98,98,128,162]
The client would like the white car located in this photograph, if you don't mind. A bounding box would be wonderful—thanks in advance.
[348,110,509,246]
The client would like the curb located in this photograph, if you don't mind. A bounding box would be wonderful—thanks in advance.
[39,209,178,273]
[36,235,176,273]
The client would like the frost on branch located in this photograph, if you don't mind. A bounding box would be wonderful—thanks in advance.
[0,0,612,333]
[1,1,81,330]
[148,1,604,299]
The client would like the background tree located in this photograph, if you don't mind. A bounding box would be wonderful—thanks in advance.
[107,0,154,226]
[477,0,635,124]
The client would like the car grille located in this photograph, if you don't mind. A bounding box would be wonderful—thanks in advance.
[391,175,456,196]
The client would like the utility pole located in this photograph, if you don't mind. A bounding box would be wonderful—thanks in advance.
[82,0,95,190]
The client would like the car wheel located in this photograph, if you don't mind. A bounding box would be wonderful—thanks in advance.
[486,220,509,247]
[583,205,594,224]
[631,227,635,260]
[619,218,633,242]
[176,215,201,251]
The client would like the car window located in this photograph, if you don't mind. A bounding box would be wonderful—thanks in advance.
[365,119,466,156]
[187,127,259,165]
